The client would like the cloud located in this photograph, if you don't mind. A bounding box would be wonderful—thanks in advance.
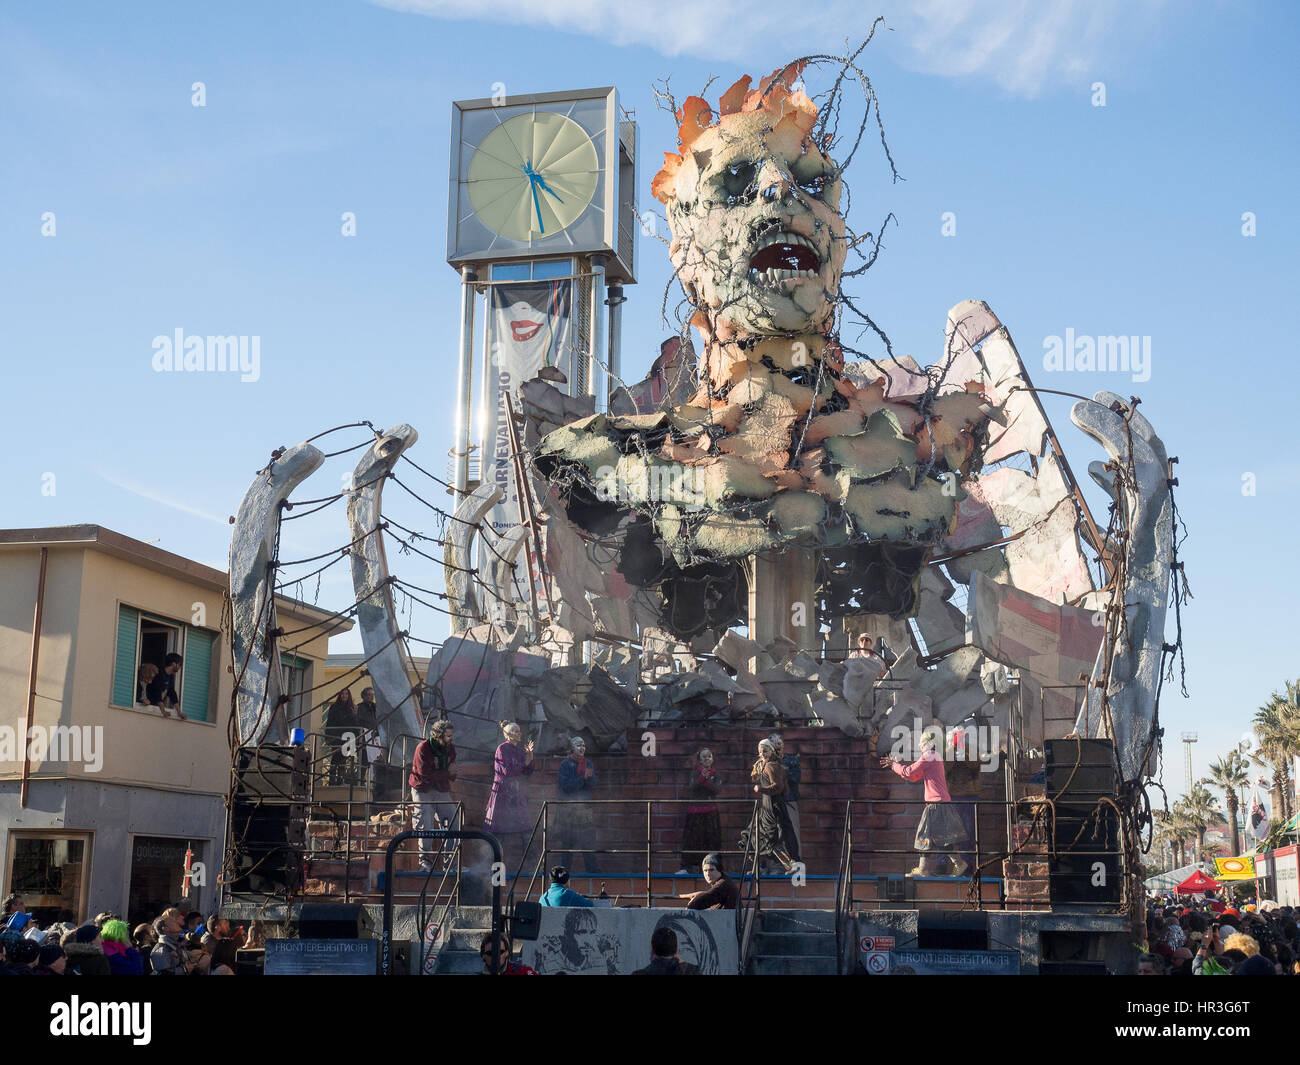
[368,0,1168,96]
[889,0,1167,96]
[96,471,229,525]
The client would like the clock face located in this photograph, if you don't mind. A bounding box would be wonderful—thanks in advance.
[467,112,600,242]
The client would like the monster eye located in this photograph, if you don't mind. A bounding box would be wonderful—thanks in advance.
[719,161,757,206]
[795,173,829,199]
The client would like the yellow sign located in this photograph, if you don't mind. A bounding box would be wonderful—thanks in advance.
[1214,855,1257,880]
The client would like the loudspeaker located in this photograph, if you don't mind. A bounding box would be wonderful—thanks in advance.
[229,846,303,895]
[511,901,542,942]
[230,801,307,846]
[1048,802,1122,906]
[297,902,374,940]
[1044,738,1118,801]
[234,745,309,801]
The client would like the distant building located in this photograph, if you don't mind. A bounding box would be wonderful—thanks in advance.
[0,525,342,927]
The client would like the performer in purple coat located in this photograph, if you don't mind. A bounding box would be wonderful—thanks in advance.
[485,721,536,866]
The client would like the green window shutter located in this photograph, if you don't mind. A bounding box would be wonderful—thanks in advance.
[280,653,308,671]
[112,606,140,706]
[181,628,215,722]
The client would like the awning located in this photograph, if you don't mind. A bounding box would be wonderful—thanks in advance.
[1144,863,1213,893]
[1176,868,1220,894]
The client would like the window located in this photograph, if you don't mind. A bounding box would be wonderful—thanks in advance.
[127,836,204,929]
[280,653,310,728]
[491,258,574,282]
[5,831,92,926]
[111,604,218,722]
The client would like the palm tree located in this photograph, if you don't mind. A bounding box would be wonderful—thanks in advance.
[1177,784,1221,858]
[1152,810,1187,870]
[1194,841,1220,863]
[1253,681,1300,823]
[1205,750,1250,855]
[1158,806,1195,868]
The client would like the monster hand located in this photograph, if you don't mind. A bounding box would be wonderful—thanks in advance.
[1069,390,1174,784]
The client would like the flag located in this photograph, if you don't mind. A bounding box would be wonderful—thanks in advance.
[1248,798,1270,840]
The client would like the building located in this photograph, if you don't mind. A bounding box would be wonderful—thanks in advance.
[0,525,343,927]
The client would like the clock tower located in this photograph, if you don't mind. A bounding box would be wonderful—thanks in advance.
[446,87,638,502]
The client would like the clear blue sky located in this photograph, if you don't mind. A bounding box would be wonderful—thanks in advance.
[2,1,1297,801]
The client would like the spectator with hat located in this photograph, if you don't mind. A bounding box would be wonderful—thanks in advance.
[32,942,66,976]
[64,922,112,976]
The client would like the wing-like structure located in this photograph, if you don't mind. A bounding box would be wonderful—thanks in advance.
[347,424,424,747]
[230,443,324,744]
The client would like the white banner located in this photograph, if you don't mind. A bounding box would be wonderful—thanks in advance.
[482,279,574,534]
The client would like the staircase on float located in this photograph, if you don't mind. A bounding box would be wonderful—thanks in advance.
[744,909,838,975]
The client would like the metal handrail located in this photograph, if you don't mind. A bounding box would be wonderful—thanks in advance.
[833,798,853,973]
[506,797,762,913]
[413,805,464,975]
[382,829,499,976]
[835,795,1128,913]
[506,802,551,917]
[735,798,762,974]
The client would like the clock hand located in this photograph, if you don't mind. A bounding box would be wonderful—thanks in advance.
[520,160,547,234]
[533,173,565,205]
[528,173,545,234]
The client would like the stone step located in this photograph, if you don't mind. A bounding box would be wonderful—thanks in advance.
[454,906,494,926]
[746,954,838,976]
[448,928,492,950]
[759,909,837,933]
[751,931,836,957]
[433,949,484,975]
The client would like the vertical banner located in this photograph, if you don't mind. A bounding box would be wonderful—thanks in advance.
[483,278,573,534]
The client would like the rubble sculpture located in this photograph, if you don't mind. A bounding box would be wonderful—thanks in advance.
[534,63,994,638]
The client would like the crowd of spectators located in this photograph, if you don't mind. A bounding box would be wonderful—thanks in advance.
[1140,893,1299,975]
[1,893,260,976]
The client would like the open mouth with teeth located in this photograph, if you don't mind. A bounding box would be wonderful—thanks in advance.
[511,319,544,342]
[747,228,821,286]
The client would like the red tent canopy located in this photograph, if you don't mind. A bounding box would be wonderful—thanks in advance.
[1176,869,1219,894]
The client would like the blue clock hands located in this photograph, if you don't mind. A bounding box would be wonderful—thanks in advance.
[527,170,544,234]
[522,159,564,235]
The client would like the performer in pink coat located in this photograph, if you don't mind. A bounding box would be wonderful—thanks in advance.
[880,729,970,878]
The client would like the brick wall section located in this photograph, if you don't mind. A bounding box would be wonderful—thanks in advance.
[302,727,1011,895]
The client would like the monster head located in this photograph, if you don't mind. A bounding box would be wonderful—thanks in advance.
[652,64,846,343]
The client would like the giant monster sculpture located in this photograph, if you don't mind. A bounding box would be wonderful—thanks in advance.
[535,64,992,637]
[227,56,1179,810]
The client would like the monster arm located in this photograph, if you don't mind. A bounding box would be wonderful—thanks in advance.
[346,424,425,750]
[229,442,325,744]
[1069,391,1174,785]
